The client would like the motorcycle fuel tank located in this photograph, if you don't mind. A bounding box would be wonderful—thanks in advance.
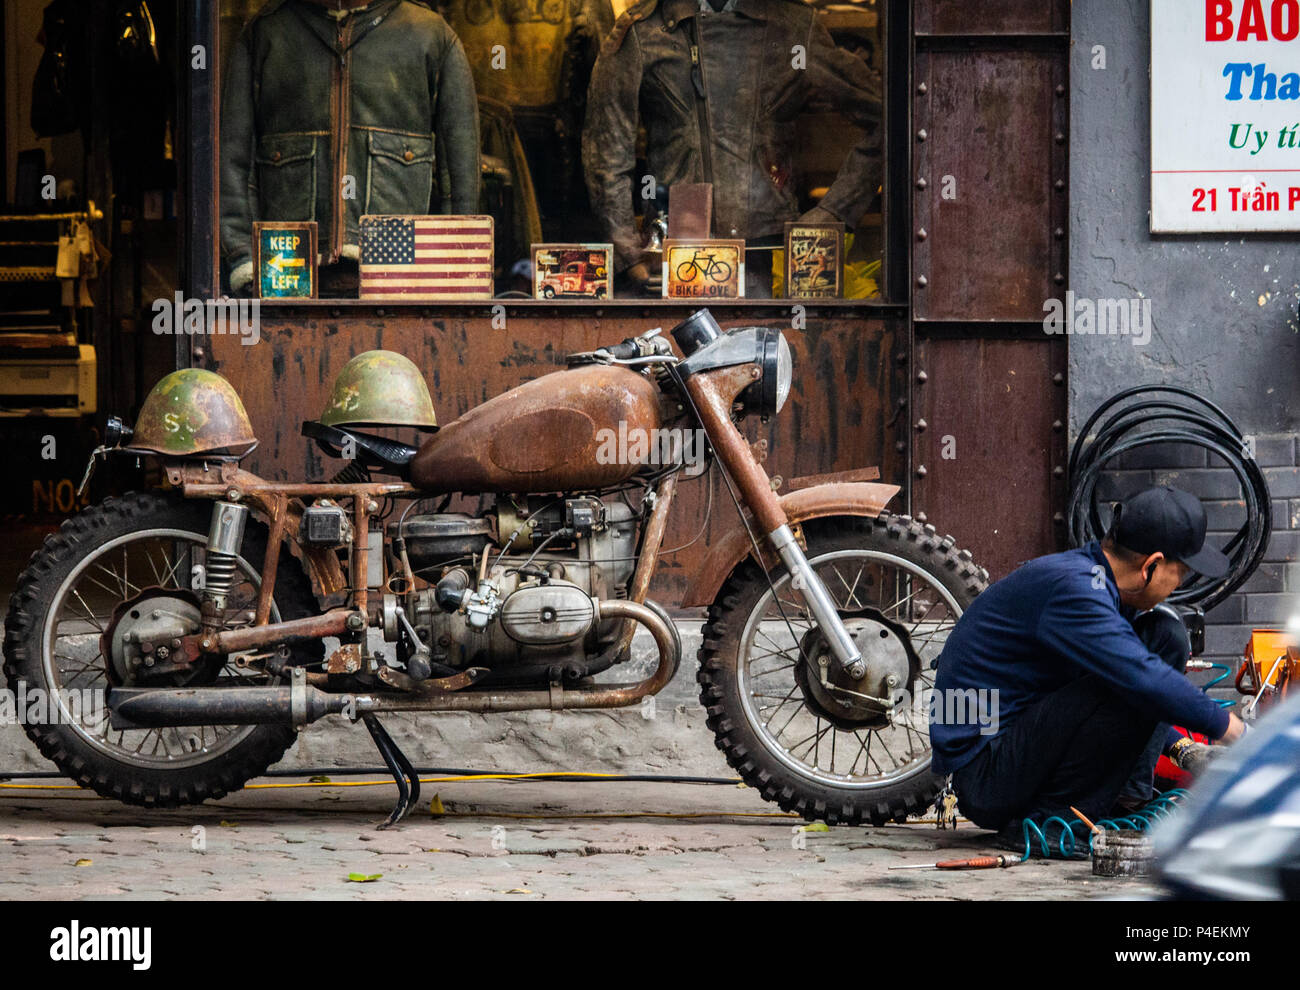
[410,364,666,494]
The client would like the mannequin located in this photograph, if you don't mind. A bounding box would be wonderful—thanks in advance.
[220,0,480,294]
[583,0,882,292]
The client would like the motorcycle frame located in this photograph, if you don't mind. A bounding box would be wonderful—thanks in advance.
[158,459,683,683]
[145,360,898,712]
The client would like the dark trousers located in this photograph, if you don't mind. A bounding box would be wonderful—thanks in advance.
[952,608,1189,830]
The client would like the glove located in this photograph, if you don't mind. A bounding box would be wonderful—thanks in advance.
[1168,738,1219,775]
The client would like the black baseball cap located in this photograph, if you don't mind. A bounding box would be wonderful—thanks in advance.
[1111,485,1230,578]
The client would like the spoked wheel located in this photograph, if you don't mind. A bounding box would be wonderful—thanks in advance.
[698,514,988,825]
[3,492,322,806]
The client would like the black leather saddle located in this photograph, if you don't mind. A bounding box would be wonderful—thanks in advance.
[301,421,419,478]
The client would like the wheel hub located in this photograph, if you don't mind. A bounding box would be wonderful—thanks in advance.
[796,612,916,730]
[102,588,203,685]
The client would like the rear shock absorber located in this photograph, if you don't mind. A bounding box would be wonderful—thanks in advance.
[201,501,249,628]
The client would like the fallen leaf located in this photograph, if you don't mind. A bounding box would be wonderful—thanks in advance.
[800,822,830,833]
[504,887,532,894]
[308,775,332,784]
[218,820,238,828]
[429,793,446,816]
[74,858,92,867]
[346,873,383,883]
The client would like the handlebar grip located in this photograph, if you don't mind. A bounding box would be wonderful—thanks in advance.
[604,338,641,360]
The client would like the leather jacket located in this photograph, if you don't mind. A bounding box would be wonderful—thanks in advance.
[582,0,882,273]
[220,0,480,289]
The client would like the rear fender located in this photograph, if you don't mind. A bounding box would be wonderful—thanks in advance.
[681,481,900,607]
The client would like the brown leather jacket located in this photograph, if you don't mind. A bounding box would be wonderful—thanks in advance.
[582,0,882,272]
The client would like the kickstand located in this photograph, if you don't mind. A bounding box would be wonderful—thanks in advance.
[362,715,421,829]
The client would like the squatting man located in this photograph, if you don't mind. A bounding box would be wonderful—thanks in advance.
[931,486,1245,850]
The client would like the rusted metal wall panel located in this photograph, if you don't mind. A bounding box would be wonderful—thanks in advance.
[912,335,1067,579]
[912,48,1068,321]
[907,9,1071,577]
[206,304,905,603]
[914,0,1067,36]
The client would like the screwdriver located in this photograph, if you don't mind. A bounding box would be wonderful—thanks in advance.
[890,854,1019,870]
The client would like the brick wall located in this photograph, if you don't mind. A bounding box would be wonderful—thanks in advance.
[1097,434,1298,695]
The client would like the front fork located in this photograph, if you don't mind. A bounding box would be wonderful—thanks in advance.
[684,366,866,680]
[768,524,867,679]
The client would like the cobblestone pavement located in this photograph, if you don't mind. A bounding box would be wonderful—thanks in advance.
[0,778,1164,900]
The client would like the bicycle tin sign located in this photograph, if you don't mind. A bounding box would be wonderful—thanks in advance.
[663,239,744,298]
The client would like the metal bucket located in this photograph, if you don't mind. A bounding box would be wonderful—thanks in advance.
[1091,830,1155,877]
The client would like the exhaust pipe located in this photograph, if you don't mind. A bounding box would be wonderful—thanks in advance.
[109,671,351,730]
[107,599,681,728]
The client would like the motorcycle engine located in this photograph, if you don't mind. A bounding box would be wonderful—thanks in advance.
[381,495,639,684]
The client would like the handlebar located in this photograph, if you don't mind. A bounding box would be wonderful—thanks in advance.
[603,338,642,360]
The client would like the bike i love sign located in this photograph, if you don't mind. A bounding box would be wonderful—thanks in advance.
[1151,0,1300,232]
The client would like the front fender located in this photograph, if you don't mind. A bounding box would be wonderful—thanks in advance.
[681,481,900,607]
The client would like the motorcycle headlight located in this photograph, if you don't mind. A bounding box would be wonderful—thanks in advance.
[676,323,795,419]
[746,327,792,419]
[774,331,793,415]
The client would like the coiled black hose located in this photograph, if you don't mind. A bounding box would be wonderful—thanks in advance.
[1067,385,1271,611]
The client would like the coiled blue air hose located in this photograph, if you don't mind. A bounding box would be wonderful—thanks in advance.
[1018,788,1188,861]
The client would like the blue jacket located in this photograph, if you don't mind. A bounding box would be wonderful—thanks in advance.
[930,542,1230,774]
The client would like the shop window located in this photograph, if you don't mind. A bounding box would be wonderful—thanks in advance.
[213,0,888,301]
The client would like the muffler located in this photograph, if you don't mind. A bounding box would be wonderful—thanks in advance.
[108,671,351,730]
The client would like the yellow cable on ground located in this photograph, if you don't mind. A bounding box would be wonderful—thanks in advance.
[0,777,969,824]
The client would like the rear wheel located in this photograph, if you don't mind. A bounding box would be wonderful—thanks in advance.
[698,514,988,825]
[3,492,323,807]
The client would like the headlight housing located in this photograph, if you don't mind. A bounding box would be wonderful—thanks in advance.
[673,314,795,419]
[741,327,792,418]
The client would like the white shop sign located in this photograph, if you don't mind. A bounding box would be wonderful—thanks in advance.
[1151,0,1300,232]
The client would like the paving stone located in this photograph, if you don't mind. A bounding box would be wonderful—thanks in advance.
[0,780,1168,900]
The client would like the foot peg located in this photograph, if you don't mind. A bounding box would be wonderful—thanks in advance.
[362,715,420,829]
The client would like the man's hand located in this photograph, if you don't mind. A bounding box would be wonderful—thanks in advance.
[1220,712,1246,743]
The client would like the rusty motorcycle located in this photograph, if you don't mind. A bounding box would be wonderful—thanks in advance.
[4,310,987,827]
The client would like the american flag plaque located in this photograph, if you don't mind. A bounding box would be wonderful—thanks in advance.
[359,214,494,300]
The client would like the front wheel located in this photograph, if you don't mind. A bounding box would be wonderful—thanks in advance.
[698,514,988,825]
[2,492,323,807]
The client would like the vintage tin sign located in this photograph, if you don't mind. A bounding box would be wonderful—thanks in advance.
[532,243,612,299]
[663,239,744,299]
[253,221,317,298]
[359,215,494,300]
[784,221,844,299]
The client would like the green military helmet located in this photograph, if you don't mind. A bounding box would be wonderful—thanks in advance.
[128,368,258,457]
[320,350,437,431]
